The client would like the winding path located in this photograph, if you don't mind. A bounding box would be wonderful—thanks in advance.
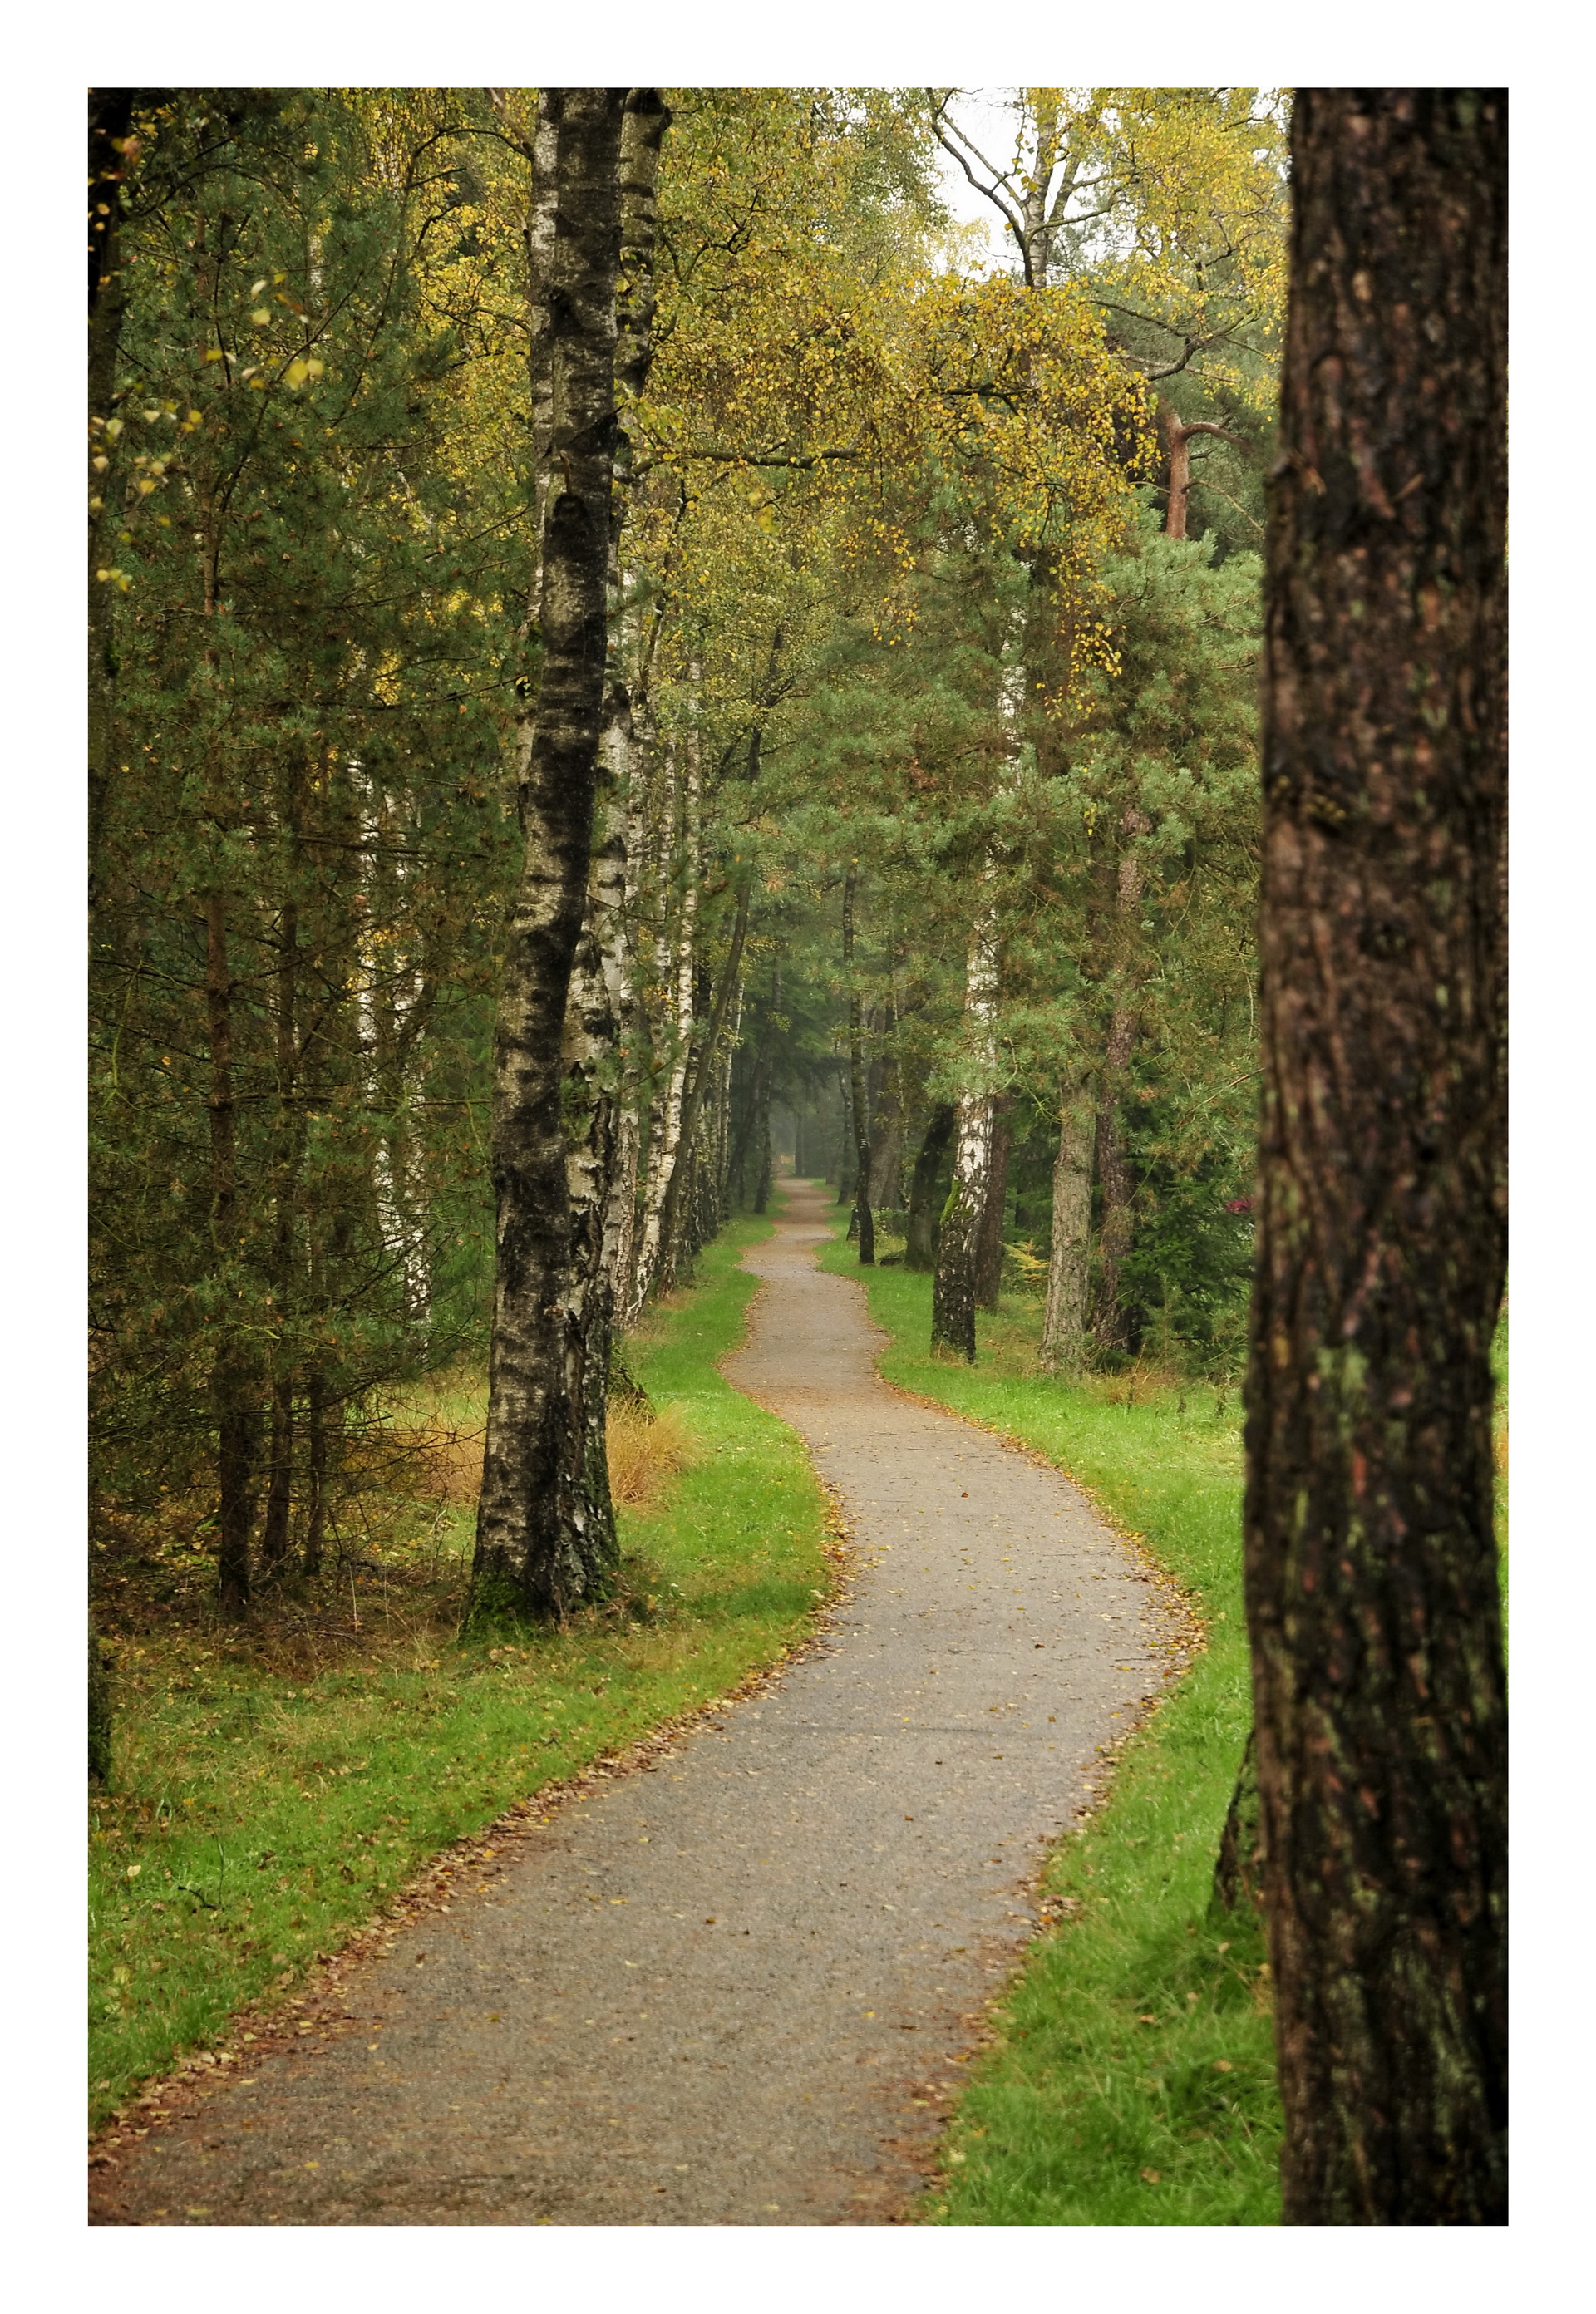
[93,1181,1170,2227]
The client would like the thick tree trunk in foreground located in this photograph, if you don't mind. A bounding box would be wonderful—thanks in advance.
[475,90,627,1617]
[907,1104,955,1271]
[1245,86,1508,2226]
[1041,1082,1094,1371]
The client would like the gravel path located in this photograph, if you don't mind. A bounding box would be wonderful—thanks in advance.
[92,1182,1171,2227]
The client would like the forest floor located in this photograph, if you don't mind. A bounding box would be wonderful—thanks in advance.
[91,1181,1175,2225]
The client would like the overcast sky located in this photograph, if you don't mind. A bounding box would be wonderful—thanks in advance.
[927,88,1026,273]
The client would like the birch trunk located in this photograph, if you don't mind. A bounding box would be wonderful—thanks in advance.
[973,1092,1012,1311]
[932,889,998,1360]
[633,702,701,1307]
[474,89,627,1617]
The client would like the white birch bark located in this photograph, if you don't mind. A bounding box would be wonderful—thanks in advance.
[632,665,702,1309]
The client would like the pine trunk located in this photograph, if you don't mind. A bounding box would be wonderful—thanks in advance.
[206,892,254,1617]
[844,867,875,1264]
[88,88,135,896]
[475,90,628,1618]
[907,1105,954,1272]
[1091,819,1147,1352]
[1245,87,1508,2226]
[1041,1084,1095,1371]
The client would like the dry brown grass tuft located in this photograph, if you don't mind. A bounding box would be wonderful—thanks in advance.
[607,1400,695,1510]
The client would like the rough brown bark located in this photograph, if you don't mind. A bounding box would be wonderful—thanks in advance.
[1244,87,1508,2227]
[1091,808,1148,1353]
[261,780,303,1573]
[475,90,628,1618]
[1040,1082,1095,1370]
[89,89,136,896]
[907,1105,955,1271]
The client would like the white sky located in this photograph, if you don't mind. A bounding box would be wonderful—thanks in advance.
[928,89,1026,274]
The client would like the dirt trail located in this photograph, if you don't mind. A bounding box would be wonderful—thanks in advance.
[92,1181,1172,2227]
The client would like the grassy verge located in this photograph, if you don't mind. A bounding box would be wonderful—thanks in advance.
[816,1218,1283,2225]
[89,1214,830,2134]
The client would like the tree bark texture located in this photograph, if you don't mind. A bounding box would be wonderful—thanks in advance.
[206,892,254,1616]
[907,1105,955,1271]
[973,1092,1012,1310]
[475,90,628,1617]
[932,895,998,1359]
[1041,1082,1095,1370]
[89,89,136,895]
[844,868,875,1264]
[1244,87,1508,2227]
[1091,813,1148,1354]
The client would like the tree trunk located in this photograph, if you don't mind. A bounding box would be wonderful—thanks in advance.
[973,1092,1012,1310]
[932,894,998,1360]
[635,695,702,1307]
[475,89,628,1619]
[1091,813,1147,1353]
[1161,405,1246,541]
[844,867,875,1264]
[88,89,135,897]
[261,780,303,1574]
[206,891,254,1617]
[304,1366,328,1578]
[1245,86,1508,2227]
[907,1105,955,1272]
[654,879,750,1283]
[89,1612,114,1785]
[1041,1082,1095,1371]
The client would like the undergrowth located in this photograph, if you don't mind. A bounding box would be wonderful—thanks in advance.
[88,1213,830,2134]
[817,1218,1283,2225]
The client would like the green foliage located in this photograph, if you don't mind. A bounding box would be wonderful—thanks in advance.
[91,90,528,1528]
[817,1230,1283,2223]
[88,1217,830,2130]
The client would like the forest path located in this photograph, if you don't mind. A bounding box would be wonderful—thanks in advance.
[93,1181,1170,2228]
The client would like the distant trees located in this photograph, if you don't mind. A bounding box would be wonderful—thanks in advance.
[1244,87,1508,2225]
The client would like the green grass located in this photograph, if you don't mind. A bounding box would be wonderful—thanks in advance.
[88,1214,830,2134]
[816,1218,1283,2224]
